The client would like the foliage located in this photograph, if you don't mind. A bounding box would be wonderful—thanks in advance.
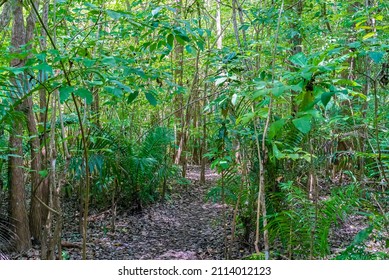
[68,126,177,209]
[266,182,362,259]
[334,212,389,260]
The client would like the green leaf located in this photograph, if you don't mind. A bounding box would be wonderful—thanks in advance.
[111,80,132,93]
[74,88,93,104]
[219,160,229,170]
[106,10,123,20]
[145,91,157,106]
[215,76,228,86]
[268,119,285,140]
[238,112,255,125]
[272,143,285,159]
[38,170,48,178]
[196,40,204,51]
[257,108,268,118]
[167,34,174,49]
[290,81,304,92]
[152,7,162,16]
[127,91,139,104]
[292,115,311,134]
[300,69,312,80]
[32,63,53,73]
[271,84,286,97]
[348,41,361,49]
[376,15,383,21]
[59,86,75,103]
[321,91,335,107]
[101,56,116,67]
[82,58,96,68]
[363,32,375,40]
[351,225,373,246]
[239,24,250,31]
[289,52,308,67]
[185,45,194,54]
[104,86,123,98]
[231,93,238,106]
[368,51,384,63]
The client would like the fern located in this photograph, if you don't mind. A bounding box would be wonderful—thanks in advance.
[266,182,361,259]
[67,125,177,208]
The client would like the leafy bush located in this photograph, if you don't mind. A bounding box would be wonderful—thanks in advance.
[68,126,177,210]
[267,182,361,259]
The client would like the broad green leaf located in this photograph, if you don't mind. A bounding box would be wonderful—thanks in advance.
[74,88,93,104]
[321,91,335,107]
[59,86,75,103]
[350,91,367,100]
[300,91,314,111]
[86,80,103,86]
[268,119,285,140]
[289,154,300,160]
[32,63,53,73]
[3,66,26,75]
[290,81,304,92]
[333,79,360,87]
[289,52,308,67]
[271,84,286,97]
[82,58,96,67]
[127,91,139,104]
[292,115,311,134]
[111,80,132,93]
[104,86,123,98]
[84,2,98,9]
[348,41,361,49]
[351,225,373,246]
[300,69,312,80]
[145,91,157,106]
[106,10,123,20]
[185,45,194,54]
[368,51,384,63]
[258,107,268,119]
[36,52,47,62]
[239,24,250,31]
[272,143,285,159]
[238,112,255,125]
[219,160,229,170]
[167,34,174,48]
[196,40,204,51]
[38,170,48,178]
[101,56,116,67]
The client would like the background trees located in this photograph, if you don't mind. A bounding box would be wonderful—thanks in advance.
[0,0,388,260]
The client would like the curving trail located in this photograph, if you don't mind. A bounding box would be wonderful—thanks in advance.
[63,166,239,260]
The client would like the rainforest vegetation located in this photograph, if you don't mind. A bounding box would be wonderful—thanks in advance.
[0,0,388,260]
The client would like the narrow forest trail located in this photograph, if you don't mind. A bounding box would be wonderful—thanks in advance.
[63,166,239,260]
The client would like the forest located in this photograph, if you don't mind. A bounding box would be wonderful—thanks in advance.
[0,0,388,260]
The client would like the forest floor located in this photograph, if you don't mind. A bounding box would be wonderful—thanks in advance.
[8,166,388,260]
[58,165,246,260]
[52,166,247,260]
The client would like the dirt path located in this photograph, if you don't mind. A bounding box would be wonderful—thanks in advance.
[63,166,235,260]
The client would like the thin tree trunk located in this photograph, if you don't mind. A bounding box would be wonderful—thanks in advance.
[8,0,31,252]
[216,0,222,49]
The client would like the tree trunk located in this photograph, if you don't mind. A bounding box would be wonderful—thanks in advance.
[216,0,222,49]
[8,1,31,251]
[26,95,44,244]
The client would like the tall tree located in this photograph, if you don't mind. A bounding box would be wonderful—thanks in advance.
[8,0,31,251]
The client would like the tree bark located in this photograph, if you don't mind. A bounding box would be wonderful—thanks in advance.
[8,0,31,252]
